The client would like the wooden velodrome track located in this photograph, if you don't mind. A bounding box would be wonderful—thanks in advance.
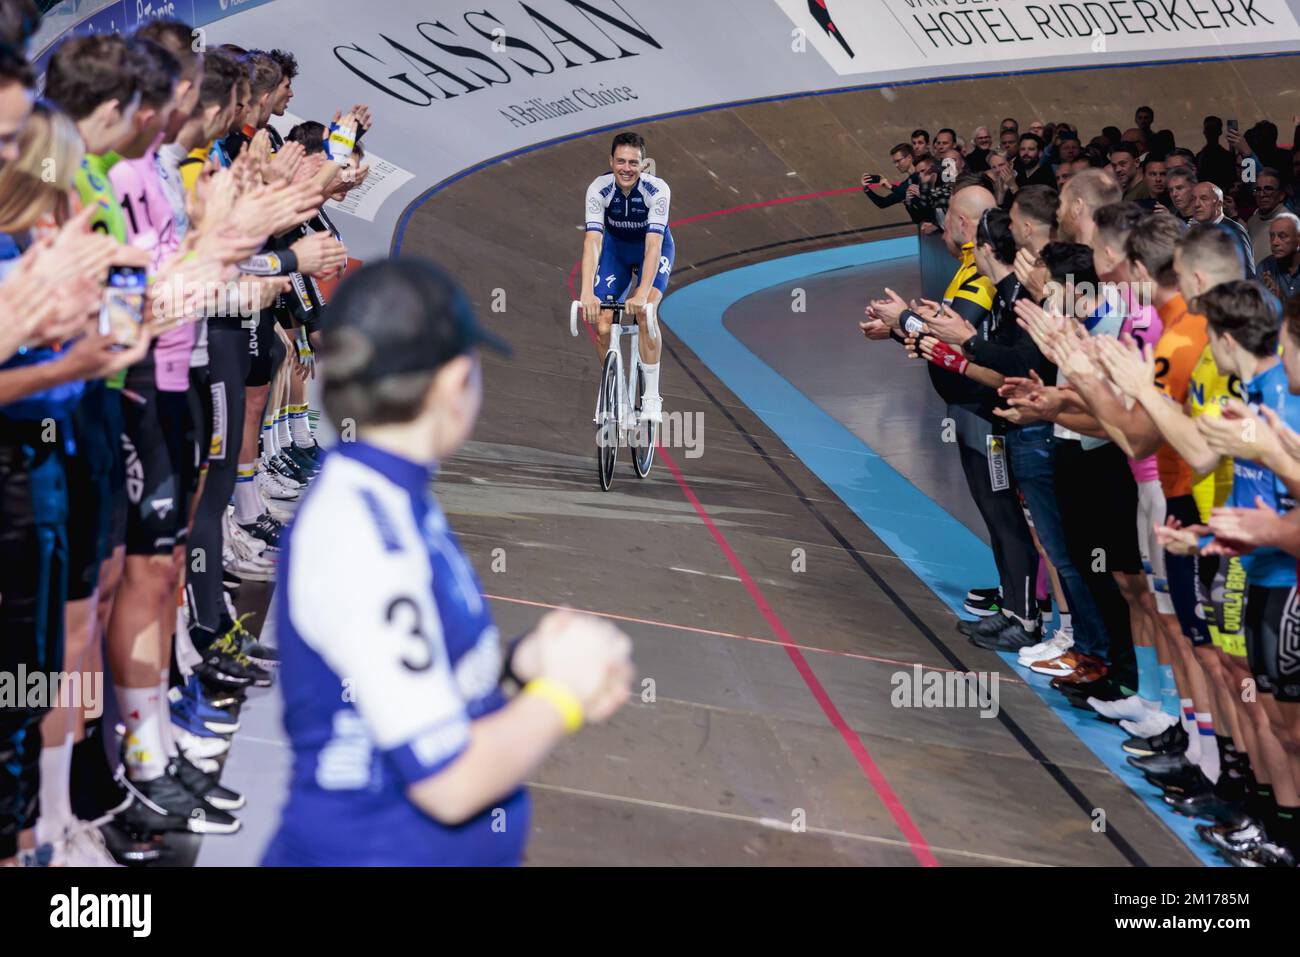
[374,57,1299,865]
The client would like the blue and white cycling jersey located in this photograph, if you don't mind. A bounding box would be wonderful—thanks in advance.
[263,441,528,866]
[584,171,672,244]
[585,172,676,300]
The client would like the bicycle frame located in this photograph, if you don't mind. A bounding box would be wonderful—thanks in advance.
[570,300,659,440]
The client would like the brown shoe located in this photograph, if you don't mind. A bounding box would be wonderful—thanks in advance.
[1050,654,1108,687]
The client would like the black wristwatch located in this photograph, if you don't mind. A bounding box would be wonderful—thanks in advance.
[961,334,979,357]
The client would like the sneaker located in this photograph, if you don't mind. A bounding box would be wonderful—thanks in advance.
[229,618,278,672]
[172,751,245,811]
[1088,694,1162,722]
[292,441,323,467]
[1119,710,1179,738]
[639,394,663,424]
[16,843,54,867]
[284,443,321,476]
[119,767,240,835]
[1198,817,1266,854]
[172,722,232,761]
[256,466,300,503]
[62,823,121,867]
[1029,649,1088,678]
[1018,629,1074,664]
[239,513,284,554]
[1126,751,1194,776]
[196,627,272,691]
[223,541,276,583]
[961,612,1013,639]
[1122,721,1189,757]
[273,451,311,486]
[264,455,305,489]
[963,588,1001,618]
[183,674,240,731]
[1164,790,1242,821]
[170,683,239,736]
[969,616,1040,651]
[1147,765,1215,797]
[1219,838,1296,867]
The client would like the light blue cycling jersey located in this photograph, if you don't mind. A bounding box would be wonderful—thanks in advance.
[263,441,528,866]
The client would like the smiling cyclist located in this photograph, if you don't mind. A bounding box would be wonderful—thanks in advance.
[579,131,673,424]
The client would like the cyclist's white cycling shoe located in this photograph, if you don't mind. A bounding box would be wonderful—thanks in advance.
[639,395,663,424]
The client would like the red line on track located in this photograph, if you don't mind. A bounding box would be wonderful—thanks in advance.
[566,187,938,865]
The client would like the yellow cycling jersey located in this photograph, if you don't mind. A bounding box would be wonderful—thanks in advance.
[1186,344,1244,521]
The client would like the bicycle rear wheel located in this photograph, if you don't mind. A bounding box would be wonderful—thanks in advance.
[597,350,620,491]
[631,363,657,478]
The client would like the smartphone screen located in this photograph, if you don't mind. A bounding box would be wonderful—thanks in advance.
[99,265,148,350]
[1227,119,1239,133]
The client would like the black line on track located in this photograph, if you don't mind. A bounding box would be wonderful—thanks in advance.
[660,334,1150,868]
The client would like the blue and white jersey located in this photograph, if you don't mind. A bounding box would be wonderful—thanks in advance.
[1231,360,1300,589]
[263,441,528,866]
[584,171,672,245]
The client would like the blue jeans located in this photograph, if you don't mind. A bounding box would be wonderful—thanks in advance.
[1005,425,1110,658]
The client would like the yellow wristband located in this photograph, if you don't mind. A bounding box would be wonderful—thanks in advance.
[523,678,583,734]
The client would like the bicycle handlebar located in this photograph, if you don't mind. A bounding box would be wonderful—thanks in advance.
[569,300,659,341]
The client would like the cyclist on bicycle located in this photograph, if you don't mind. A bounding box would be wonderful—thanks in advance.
[579,131,673,424]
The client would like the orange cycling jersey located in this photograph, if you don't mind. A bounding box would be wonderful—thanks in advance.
[1152,294,1208,499]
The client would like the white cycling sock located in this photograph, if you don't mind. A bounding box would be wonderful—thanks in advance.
[35,732,75,845]
[234,464,262,525]
[641,362,660,400]
[118,684,167,782]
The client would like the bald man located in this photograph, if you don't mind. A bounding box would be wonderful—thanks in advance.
[1191,182,1255,277]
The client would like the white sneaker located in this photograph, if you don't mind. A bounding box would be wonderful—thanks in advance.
[1120,711,1179,737]
[223,544,276,583]
[1088,695,1161,722]
[62,823,120,867]
[224,511,272,561]
[256,466,300,502]
[639,394,663,424]
[172,725,231,761]
[1017,629,1074,664]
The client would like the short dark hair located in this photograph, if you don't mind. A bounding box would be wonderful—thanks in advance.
[241,51,282,97]
[1136,105,1154,119]
[975,207,1016,265]
[1178,222,1247,282]
[936,127,957,141]
[267,48,298,82]
[134,18,199,77]
[197,47,242,112]
[889,142,911,157]
[610,130,644,156]
[0,0,39,48]
[0,41,32,88]
[287,120,327,155]
[126,37,180,110]
[1109,142,1139,162]
[1166,146,1197,165]
[1126,212,1186,286]
[1058,131,1081,145]
[911,128,929,141]
[1197,280,1281,357]
[1102,125,1122,145]
[1000,117,1018,131]
[1013,185,1058,227]
[1041,241,1098,288]
[1018,132,1044,150]
[45,34,138,121]
[1092,201,1144,244]
[1141,153,1167,170]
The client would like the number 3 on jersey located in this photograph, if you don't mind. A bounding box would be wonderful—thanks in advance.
[387,596,437,672]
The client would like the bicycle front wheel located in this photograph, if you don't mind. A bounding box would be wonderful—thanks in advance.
[631,363,657,478]
[597,350,620,491]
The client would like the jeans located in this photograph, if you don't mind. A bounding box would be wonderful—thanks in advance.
[1005,425,1110,659]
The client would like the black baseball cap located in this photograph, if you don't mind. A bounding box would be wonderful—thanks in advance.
[321,258,509,386]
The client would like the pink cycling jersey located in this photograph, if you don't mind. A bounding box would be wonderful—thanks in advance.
[1121,289,1163,485]
[109,143,194,392]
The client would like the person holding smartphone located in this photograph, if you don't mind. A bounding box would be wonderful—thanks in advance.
[861,143,915,212]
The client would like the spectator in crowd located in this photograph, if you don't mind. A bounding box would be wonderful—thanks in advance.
[1016,133,1055,189]
[1137,155,1169,210]
[999,127,1019,160]
[1166,167,1198,221]
[1110,143,1143,201]
[1257,211,1300,301]
[1135,105,1154,140]
[861,142,916,212]
[1008,184,1056,254]
[1246,168,1294,263]
[1196,115,1235,192]
[1192,181,1256,277]
[967,126,992,171]
[910,128,930,159]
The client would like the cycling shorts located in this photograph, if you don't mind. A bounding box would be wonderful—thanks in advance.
[1244,584,1300,701]
[594,231,675,302]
